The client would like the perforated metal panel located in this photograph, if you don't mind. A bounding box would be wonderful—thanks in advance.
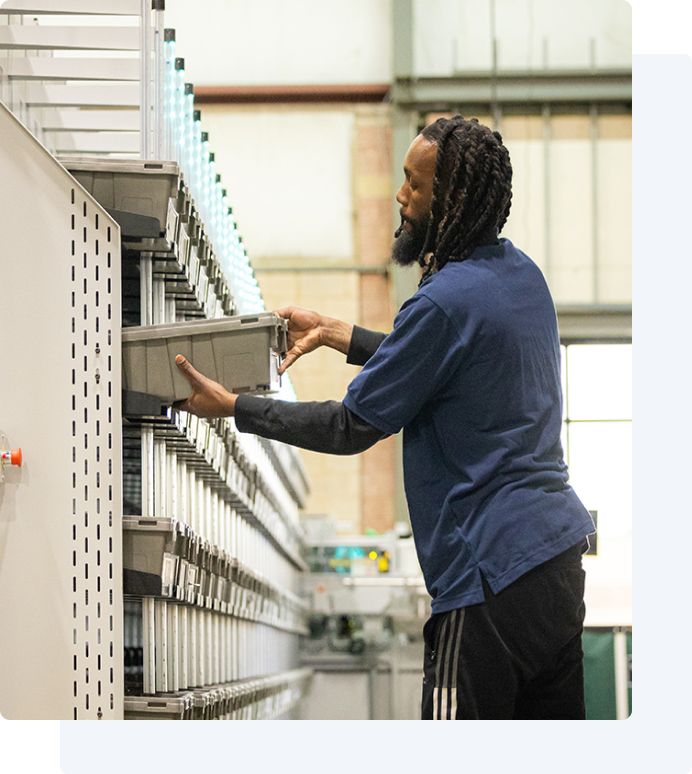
[0,101,123,719]
[68,190,122,720]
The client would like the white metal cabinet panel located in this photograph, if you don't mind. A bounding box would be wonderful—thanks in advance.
[23,84,140,108]
[40,109,140,132]
[44,130,140,154]
[0,0,140,14]
[0,25,139,50]
[0,100,123,719]
[7,57,139,81]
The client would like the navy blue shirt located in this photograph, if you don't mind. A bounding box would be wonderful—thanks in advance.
[343,239,594,613]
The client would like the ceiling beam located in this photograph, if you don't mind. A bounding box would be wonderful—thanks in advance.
[192,84,390,105]
[391,69,632,112]
[557,305,632,343]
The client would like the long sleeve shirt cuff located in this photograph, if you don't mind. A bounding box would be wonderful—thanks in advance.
[346,325,387,366]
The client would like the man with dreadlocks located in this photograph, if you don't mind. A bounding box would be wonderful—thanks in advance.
[173,115,595,720]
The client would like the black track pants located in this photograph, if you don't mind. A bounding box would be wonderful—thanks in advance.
[421,541,587,720]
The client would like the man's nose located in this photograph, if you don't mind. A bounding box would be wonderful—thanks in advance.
[396,184,407,206]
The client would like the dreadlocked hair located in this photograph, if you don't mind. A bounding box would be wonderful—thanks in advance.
[417,115,513,283]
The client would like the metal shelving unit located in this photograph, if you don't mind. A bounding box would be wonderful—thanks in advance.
[0,0,312,720]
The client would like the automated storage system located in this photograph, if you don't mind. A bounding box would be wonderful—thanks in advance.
[0,0,312,720]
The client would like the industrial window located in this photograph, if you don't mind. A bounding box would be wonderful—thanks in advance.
[561,343,631,539]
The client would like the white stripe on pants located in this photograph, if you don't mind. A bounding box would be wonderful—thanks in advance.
[433,609,465,719]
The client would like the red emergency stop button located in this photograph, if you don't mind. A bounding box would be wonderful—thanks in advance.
[1,448,21,467]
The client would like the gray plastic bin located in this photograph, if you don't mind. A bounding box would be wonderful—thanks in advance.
[59,156,182,251]
[124,692,194,720]
[122,516,185,599]
[121,312,288,403]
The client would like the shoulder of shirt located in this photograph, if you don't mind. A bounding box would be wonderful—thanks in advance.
[417,239,533,294]
[413,239,534,314]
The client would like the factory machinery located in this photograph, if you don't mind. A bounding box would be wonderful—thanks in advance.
[0,1,312,720]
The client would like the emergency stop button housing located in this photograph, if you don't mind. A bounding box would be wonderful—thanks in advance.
[0,431,22,483]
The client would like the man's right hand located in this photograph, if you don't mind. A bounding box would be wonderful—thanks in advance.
[274,306,354,375]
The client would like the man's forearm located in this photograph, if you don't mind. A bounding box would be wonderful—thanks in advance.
[319,316,354,355]
[296,315,386,364]
[321,320,387,364]
[235,394,387,454]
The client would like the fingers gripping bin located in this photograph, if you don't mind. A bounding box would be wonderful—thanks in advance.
[121,313,289,403]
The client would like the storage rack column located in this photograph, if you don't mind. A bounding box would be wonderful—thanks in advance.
[61,158,313,720]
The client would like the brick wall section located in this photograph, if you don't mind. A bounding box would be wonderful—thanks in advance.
[257,270,362,532]
[256,106,399,536]
[353,108,397,534]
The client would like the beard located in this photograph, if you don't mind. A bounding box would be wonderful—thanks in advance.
[390,215,429,267]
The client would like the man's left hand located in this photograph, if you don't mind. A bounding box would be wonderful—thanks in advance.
[172,355,238,418]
